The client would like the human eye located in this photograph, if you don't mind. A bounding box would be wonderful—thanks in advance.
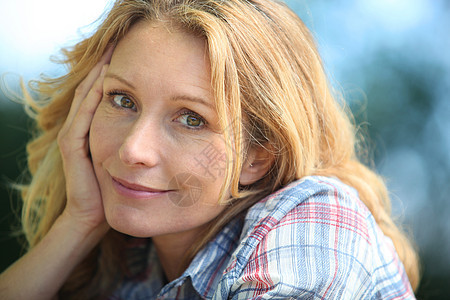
[107,90,136,111]
[175,110,206,129]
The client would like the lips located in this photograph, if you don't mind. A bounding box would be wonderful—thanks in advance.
[111,176,171,199]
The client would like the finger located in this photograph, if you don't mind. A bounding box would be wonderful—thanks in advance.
[65,46,115,127]
[68,64,109,142]
[100,44,114,65]
[74,45,114,102]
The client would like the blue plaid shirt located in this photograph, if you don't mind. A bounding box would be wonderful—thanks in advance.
[109,176,415,299]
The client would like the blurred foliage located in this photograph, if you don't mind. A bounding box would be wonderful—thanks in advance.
[0,96,31,271]
[349,51,450,299]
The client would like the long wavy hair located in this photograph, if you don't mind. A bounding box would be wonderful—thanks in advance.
[20,0,420,298]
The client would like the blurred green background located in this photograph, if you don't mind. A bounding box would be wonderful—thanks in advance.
[1,0,449,298]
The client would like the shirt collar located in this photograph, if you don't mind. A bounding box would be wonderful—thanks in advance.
[177,215,244,298]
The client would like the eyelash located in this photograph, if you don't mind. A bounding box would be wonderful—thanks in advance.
[105,90,207,130]
[106,90,136,111]
[175,110,207,130]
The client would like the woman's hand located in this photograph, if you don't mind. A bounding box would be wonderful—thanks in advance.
[0,47,116,300]
[57,46,114,232]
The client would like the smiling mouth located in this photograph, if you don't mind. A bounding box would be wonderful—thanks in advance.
[111,176,172,199]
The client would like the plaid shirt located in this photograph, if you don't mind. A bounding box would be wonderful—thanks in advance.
[110,176,415,299]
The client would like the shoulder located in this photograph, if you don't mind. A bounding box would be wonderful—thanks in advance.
[245,175,366,225]
[241,176,371,246]
[214,176,415,299]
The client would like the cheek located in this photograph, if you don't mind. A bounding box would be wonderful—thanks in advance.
[188,140,229,202]
[89,107,118,162]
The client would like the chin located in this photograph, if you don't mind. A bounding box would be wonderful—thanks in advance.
[104,204,156,238]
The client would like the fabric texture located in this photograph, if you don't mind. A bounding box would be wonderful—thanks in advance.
[109,176,415,299]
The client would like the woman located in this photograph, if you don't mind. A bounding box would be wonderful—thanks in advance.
[0,0,419,299]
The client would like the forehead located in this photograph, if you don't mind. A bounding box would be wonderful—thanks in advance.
[114,21,208,68]
[108,21,213,101]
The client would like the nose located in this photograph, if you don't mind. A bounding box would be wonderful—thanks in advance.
[118,118,162,167]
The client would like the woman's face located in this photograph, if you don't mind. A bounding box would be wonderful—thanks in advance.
[90,21,229,238]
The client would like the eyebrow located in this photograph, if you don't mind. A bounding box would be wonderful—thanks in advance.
[104,73,136,89]
[171,95,214,110]
[105,72,214,110]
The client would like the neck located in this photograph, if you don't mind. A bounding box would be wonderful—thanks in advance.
[152,228,203,282]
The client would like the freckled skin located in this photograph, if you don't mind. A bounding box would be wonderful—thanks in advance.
[89,21,228,242]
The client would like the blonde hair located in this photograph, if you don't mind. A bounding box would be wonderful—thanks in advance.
[21,0,420,297]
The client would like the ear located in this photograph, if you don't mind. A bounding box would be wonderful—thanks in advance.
[239,145,274,186]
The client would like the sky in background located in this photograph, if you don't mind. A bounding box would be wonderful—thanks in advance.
[0,0,110,81]
[1,0,449,295]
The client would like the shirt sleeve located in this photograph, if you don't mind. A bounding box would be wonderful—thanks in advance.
[228,181,415,299]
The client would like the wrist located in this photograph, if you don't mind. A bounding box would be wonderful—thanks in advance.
[57,210,109,238]
[54,211,110,255]
[0,211,109,300]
